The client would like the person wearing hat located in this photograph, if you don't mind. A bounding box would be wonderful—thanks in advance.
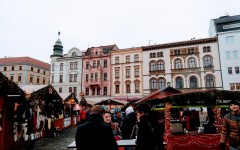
[75,105,118,150]
[112,107,123,127]
[220,100,240,150]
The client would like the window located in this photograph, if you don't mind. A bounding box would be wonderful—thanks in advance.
[126,69,130,77]
[189,76,198,88]
[152,53,156,57]
[97,60,100,67]
[135,83,140,93]
[51,75,54,83]
[92,88,95,95]
[91,73,94,81]
[104,73,107,81]
[38,69,40,73]
[203,47,207,53]
[150,62,156,71]
[72,52,76,56]
[235,67,239,74]
[19,66,22,70]
[207,46,211,52]
[74,74,77,82]
[18,76,21,82]
[60,63,63,71]
[230,83,235,90]
[135,68,139,77]
[205,75,215,88]
[59,87,62,93]
[175,77,183,89]
[70,62,73,70]
[115,85,120,93]
[86,62,89,69]
[236,83,240,90]
[51,64,54,71]
[95,73,98,81]
[188,48,194,54]
[226,51,231,59]
[69,87,73,93]
[159,78,165,89]
[30,76,33,83]
[104,87,107,95]
[59,75,63,83]
[188,57,196,68]
[73,87,77,95]
[134,54,139,62]
[126,84,131,93]
[226,36,234,44]
[233,51,238,59]
[95,51,98,55]
[10,76,14,81]
[115,57,120,64]
[203,55,212,67]
[228,67,232,74]
[174,49,180,56]
[93,60,97,68]
[150,79,157,89]
[69,74,73,82]
[104,60,107,68]
[74,61,78,69]
[97,87,100,95]
[86,74,89,82]
[85,88,89,96]
[12,66,14,71]
[157,52,161,57]
[3,67,7,71]
[115,69,119,78]
[37,78,39,84]
[43,71,45,75]
[174,58,182,69]
[126,55,130,63]
[156,61,164,70]
[43,79,45,84]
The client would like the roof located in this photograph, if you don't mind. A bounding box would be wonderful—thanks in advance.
[94,99,127,106]
[84,44,118,56]
[136,86,182,104]
[213,15,240,32]
[19,85,46,93]
[0,57,50,70]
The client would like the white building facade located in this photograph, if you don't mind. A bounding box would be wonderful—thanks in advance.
[209,15,240,90]
[142,38,222,95]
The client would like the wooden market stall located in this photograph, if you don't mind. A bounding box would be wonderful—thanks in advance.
[0,72,26,150]
[146,88,240,150]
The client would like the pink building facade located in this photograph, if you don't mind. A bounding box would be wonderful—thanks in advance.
[82,45,119,103]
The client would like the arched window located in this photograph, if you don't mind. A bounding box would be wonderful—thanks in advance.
[156,60,164,70]
[150,78,157,89]
[72,52,76,56]
[175,76,183,89]
[159,78,166,89]
[205,75,215,88]
[203,55,213,67]
[150,62,156,71]
[207,46,211,52]
[189,76,198,88]
[188,57,196,68]
[174,58,182,69]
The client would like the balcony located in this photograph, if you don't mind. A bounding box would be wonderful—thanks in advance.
[149,70,165,75]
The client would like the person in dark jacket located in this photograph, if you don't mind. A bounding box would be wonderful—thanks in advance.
[135,102,164,150]
[75,105,118,150]
[220,100,240,150]
[121,106,137,139]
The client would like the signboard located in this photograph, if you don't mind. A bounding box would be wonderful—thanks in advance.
[64,118,71,127]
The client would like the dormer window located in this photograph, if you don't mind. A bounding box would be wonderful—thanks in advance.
[72,52,76,56]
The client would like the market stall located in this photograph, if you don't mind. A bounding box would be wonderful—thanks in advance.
[0,72,26,150]
[94,99,127,111]
[146,88,240,150]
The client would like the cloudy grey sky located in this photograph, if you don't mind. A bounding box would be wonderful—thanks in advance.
[0,0,239,63]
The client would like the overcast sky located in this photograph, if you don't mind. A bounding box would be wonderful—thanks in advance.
[0,0,239,63]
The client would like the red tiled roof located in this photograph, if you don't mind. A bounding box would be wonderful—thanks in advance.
[0,57,50,70]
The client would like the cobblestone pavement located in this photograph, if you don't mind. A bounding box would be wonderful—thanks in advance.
[34,126,77,150]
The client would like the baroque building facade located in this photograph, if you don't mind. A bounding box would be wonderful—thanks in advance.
[0,57,50,85]
[209,14,240,90]
[142,37,222,95]
[110,47,144,101]
[82,45,118,103]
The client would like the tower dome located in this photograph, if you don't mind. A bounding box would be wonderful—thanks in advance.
[50,31,63,58]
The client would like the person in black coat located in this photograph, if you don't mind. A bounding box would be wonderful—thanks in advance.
[121,106,137,139]
[135,102,164,150]
[75,105,118,150]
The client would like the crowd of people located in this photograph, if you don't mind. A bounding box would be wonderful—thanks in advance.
[75,102,164,150]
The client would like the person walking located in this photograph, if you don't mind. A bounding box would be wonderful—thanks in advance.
[220,100,240,150]
[75,105,118,150]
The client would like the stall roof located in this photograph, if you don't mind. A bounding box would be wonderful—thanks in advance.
[136,86,182,104]
[0,72,25,97]
[19,85,46,93]
[94,99,128,106]
[64,93,78,103]
[148,89,240,106]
